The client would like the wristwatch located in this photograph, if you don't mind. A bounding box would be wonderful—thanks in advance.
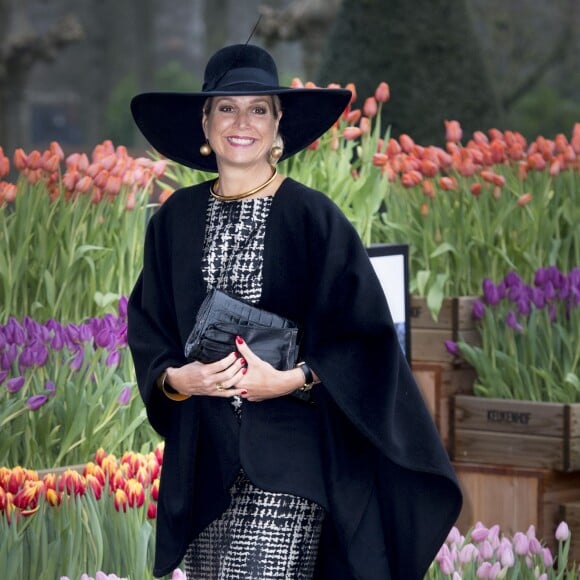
[296,361,315,391]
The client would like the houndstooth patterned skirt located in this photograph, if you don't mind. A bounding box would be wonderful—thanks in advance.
[184,195,325,579]
[184,472,325,579]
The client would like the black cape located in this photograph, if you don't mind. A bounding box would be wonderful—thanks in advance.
[128,178,462,579]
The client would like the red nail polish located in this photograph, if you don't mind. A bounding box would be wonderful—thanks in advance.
[236,336,244,345]
[239,358,246,366]
[242,368,247,375]
[233,352,240,358]
[241,390,248,395]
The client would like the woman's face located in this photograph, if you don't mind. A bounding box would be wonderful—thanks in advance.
[202,95,281,170]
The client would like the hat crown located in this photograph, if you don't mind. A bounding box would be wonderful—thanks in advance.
[202,44,280,92]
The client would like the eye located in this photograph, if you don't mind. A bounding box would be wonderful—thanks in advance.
[218,104,235,113]
[253,106,268,115]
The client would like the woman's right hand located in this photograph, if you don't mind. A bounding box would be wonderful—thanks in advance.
[164,352,247,397]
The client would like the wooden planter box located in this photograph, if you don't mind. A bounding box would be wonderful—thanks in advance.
[454,462,580,553]
[410,296,480,362]
[452,396,580,472]
[561,500,580,564]
[412,362,475,450]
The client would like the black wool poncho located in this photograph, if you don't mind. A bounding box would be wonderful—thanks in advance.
[128,177,462,579]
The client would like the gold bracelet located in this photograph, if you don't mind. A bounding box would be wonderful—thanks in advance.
[158,370,191,402]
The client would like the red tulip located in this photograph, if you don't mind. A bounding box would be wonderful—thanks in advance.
[420,202,429,216]
[147,501,157,519]
[469,183,482,198]
[345,83,357,104]
[345,109,361,124]
[420,159,438,178]
[439,176,457,191]
[372,153,388,167]
[45,487,61,507]
[49,141,64,161]
[399,134,415,153]
[517,193,533,207]
[401,171,422,188]
[114,488,128,512]
[422,180,435,199]
[125,478,145,508]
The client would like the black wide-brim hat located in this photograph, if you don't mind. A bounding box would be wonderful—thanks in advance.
[131,44,352,172]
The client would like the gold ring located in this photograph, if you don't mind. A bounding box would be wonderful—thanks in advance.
[216,384,226,391]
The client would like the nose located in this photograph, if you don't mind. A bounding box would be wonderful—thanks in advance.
[233,108,250,128]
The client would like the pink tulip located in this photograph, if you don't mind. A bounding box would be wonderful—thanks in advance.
[476,562,491,578]
[459,543,479,564]
[542,547,553,567]
[513,531,529,555]
[471,524,489,542]
[439,555,455,575]
[555,521,570,542]
[479,540,494,560]
[363,97,378,118]
[500,545,514,567]
[374,81,390,103]
[528,537,542,555]
[445,120,463,142]
[488,562,501,579]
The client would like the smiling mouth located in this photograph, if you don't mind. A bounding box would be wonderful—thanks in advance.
[227,137,256,146]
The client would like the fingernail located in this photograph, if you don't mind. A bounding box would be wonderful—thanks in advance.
[236,336,244,345]
[233,352,239,358]
[242,368,247,375]
[241,390,248,395]
[239,358,246,366]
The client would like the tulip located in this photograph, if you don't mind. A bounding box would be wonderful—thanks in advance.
[26,395,49,411]
[358,117,370,135]
[343,127,362,140]
[422,180,435,199]
[13,148,28,170]
[147,501,157,519]
[555,521,570,541]
[517,192,533,207]
[445,340,460,356]
[363,97,378,118]
[439,176,457,191]
[445,120,463,142]
[374,81,390,103]
[399,134,415,153]
[469,182,482,198]
[345,82,357,104]
[114,488,129,512]
[6,376,25,393]
[476,562,492,578]
[118,385,132,405]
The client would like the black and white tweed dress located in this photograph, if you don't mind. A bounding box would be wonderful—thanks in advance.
[183,195,325,580]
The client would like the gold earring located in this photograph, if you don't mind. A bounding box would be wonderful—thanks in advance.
[200,141,212,156]
[270,146,283,161]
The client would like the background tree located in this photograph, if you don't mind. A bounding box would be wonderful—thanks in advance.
[317,0,502,144]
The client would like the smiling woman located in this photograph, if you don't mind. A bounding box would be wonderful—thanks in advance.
[128,43,461,580]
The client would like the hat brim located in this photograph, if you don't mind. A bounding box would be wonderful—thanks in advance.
[131,87,351,172]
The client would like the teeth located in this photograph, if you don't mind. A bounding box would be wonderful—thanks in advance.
[228,137,254,145]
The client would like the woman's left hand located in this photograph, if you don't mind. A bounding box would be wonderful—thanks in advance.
[234,336,304,402]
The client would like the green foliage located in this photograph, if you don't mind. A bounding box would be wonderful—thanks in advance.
[317,0,503,144]
[105,62,200,147]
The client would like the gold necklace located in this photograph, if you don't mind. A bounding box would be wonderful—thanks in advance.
[210,166,278,201]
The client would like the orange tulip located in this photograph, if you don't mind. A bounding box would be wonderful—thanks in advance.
[445,120,462,143]
[549,159,561,176]
[125,478,145,508]
[1,182,17,203]
[345,83,357,104]
[527,153,546,171]
[42,153,60,173]
[517,193,533,207]
[399,134,415,153]
[58,469,86,496]
[86,474,103,500]
[469,183,482,198]
[0,149,9,178]
[159,188,174,204]
[422,180,435,199]
[420,159,438,178]
[439,176,458,191]
[62,170,79,191]
[49,141,64,161]
[13,148,28,171]
[420,202,429,216]
[345,109,362,124]
[374,81,390,103]
[386,138,401,157]
[75,175,93,194]
[472,131,489,145]
[401,171,422,188]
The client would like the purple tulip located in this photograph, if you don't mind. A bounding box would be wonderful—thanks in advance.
[70,348,85,371]
[51,330,65,350]
[118,296,128,318]
[534,267,547,287]
[482,278,500,305]
[0,330,6,350]
[118,385,131,405]
[531,288,545,309]
[95,328,115,349]
[472,299,486,320]
[516,298,531,315]
[445,340,460,356]
[506,311,523,332]
[504,271,521,288]
[106,350,121,367]
[6,376,25,393]
[544,281,556,301]
[0,370,7,385]
[27,394,49,411]
[45,380,56,397]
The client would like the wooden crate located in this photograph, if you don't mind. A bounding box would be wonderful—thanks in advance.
[454,462,580,553]
[452,395,580,472]
[561,501,580,564]
[412,362,475,449]
[410,296,481,362]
